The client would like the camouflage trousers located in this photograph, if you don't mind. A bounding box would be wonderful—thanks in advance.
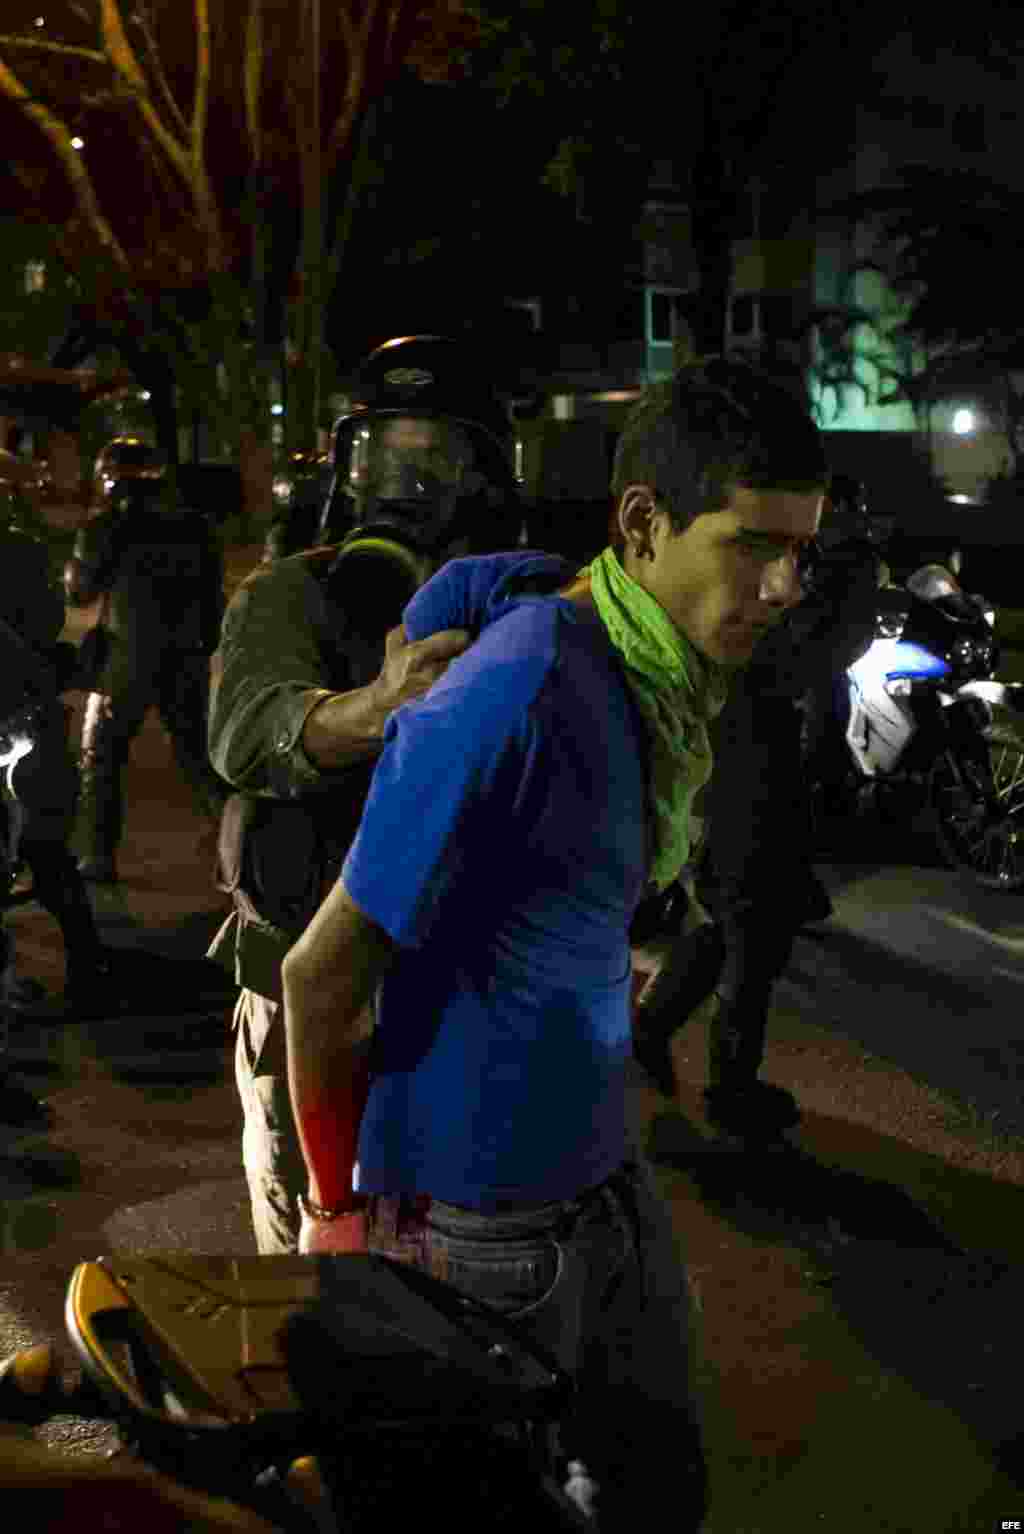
[233,988,376,1256]
[233,989,306,1256]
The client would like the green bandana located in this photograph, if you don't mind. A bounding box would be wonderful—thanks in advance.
[584,546,730,892]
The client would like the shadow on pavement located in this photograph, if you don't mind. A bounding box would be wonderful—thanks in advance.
[810,802,948,871]
[649,1108,1024,1490]
[780,920,1024,1137]
[648,1110,964,1257]
[57,910,235,1086]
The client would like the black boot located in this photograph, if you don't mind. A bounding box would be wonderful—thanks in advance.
[632,922,726,1096]
[703,996,800,1137]
[796,868,833,927]
[19,843,118,1021]
[0,1071,54,1131]
[76,855,118,884]
[64,948,119,1021]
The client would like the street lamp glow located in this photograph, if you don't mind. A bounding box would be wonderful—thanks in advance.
[138,391,151,401]
[70,136,84,150]
[952,408,975,435]
[270,403,284,416]
[34,17,45,27]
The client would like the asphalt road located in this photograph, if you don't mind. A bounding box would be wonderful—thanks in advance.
[783,854,1024,1136]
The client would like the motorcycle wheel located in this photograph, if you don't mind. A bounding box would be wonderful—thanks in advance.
[927,720,1024,891]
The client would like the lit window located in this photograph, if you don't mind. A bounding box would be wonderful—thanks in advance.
[24,261,46,294]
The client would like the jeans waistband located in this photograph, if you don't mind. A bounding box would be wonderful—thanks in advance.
[426,1167,625,1242]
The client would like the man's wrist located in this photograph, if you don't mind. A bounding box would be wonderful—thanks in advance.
[298,1190,368,1223]
[300,686,387,769]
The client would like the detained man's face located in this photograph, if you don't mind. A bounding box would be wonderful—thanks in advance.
[618,483,823,665]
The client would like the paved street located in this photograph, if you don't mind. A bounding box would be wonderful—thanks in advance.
[783,857,1024,1136]
[0,556,1021,1528]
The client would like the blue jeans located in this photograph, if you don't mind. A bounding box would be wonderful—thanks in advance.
[400,1159,707,1532]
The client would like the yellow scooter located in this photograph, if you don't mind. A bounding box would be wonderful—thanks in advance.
[0,1252,587,1532]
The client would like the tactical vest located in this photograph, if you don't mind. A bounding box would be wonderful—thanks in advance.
[216,763,376,942]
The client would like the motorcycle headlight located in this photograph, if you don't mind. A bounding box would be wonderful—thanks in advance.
[272,474,295,506]
[952,635,979,668]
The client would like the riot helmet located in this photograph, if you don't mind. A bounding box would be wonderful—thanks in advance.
[318,336,523,635]
[93,436,166,515]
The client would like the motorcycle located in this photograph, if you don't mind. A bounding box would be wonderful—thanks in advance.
[0,1252,596,1533]
[809,560,1024,891]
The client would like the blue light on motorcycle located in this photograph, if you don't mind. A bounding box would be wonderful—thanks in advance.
[849,638,951,692]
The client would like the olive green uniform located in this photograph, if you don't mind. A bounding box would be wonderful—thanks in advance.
[207,548,381,1253]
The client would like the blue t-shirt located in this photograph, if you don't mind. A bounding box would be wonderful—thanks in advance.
[341,553,650,1211]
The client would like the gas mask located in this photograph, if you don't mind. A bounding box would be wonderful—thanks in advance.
[323,414,500,638]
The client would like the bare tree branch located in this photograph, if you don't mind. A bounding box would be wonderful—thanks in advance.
[0,36,107,65]
[244,0,263,162]
[189,0,226,268]
[326,0,384,166]
[0,51,129,271]
[192,0,211,146]
[128,2,191,140]
[335,0,357,51]
[99,0,192,185]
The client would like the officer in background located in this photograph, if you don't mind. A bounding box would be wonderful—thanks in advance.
[64,438,228,884]
[800,474,888,818]
[207,335,525,1253]
[633,473,883,1137]
[0,525,115,1124]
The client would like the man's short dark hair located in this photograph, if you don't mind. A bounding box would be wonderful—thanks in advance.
[611,356,828,541]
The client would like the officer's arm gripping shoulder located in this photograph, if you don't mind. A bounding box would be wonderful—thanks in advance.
[207,563,386,797]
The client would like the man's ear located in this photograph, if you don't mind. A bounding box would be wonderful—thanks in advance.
[616,485,657,559]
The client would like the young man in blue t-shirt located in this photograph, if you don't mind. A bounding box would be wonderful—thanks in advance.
[282,358,826,1528]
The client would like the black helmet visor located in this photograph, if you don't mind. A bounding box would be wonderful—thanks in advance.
[343,415,489,504]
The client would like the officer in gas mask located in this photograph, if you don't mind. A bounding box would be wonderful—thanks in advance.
[206,335,524,1253]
